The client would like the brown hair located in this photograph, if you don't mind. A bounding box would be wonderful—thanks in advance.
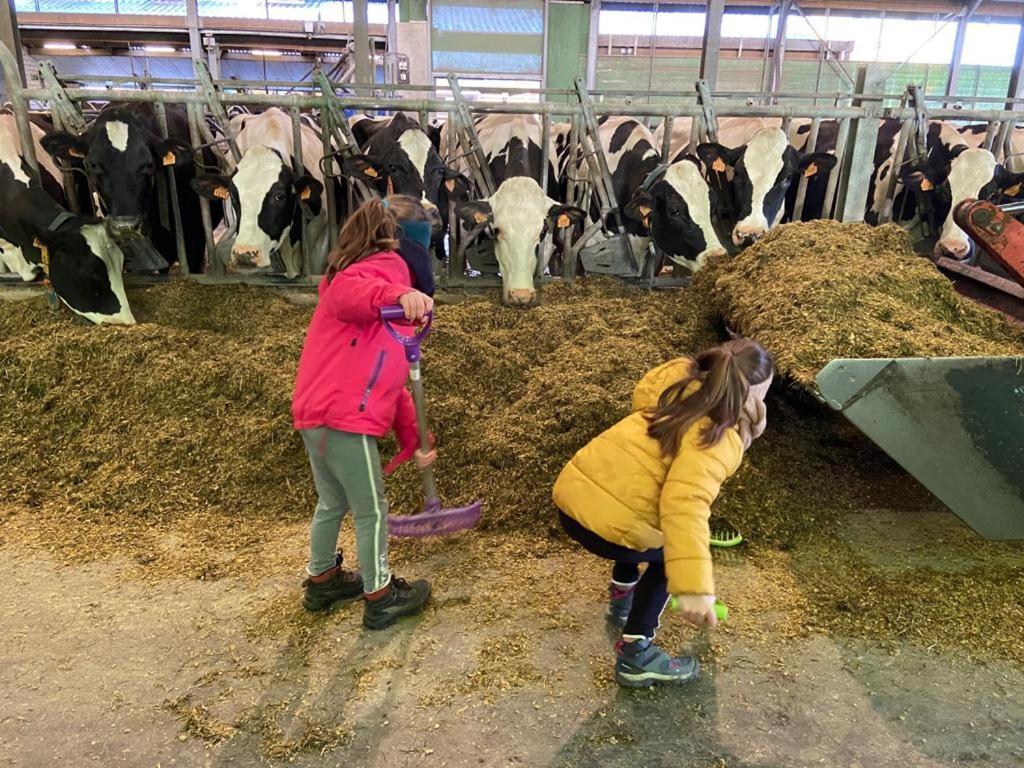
[646,338,774,457]
[325,198,399,282]
[385,194,431,224]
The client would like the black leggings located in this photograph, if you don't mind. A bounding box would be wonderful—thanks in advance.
[559,512,669,639]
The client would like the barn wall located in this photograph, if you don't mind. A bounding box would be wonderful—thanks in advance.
[544,1,590,101]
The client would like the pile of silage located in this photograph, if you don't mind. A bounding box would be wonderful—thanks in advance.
[696,221,1024,387]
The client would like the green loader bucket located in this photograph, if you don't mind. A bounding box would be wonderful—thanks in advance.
[816,357,1024,540]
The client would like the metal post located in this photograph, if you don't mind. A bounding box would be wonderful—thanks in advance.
[647,3,658,102]
[387,0,398,85]
[353,0,373,86]
[838,111,878,223]
[791,117,820,221]
[879,116,914,224]
[540,111,551,194]
[586,0,600,91]
[206,35,222,82]
[0,42,37,179]
[446,110,461,282]
[699,0,724,91]
[155,101,189,274]
[291,105,312,277]
[1006,13,1024,110]
[562,113,580,280]
[186,102,219,276]
[321,107,339,252]
[822,115,850,218]
[769,0,793,103]
[185,0,202,65]
[0,0,25,95]
[946,0,984,103]
[660,114,673,162]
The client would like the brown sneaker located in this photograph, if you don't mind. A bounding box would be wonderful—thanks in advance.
[302,555,364,612]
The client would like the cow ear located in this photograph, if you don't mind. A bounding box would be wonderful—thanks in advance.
[899,164,940,193]
[41,131,88,162]
[441,167,472,200]
[546,203,586,230]
[191,174,232,200]
[156,138,194,167]
[455,200,493,229]
[697,143,741,174]
[798,152,838,180]
[342,154,386,184]
[625,188,656,225]
[294,175,324,216]
[949,144,970,160]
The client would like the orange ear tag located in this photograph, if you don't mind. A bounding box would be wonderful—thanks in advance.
[213,186,230,200]
[364,166,379,179]
[1005,183,1021,196]
[33,237,50,273]
[920,178,934,192]
[162,151,177,166]
[445,179,456,192]
[556,214,571,228]
[804,162,818,178]
[712,158,727,173]
[300,187,312,201]
[69,147,85,159]
[638,205,652,218]
[473,211,489,225]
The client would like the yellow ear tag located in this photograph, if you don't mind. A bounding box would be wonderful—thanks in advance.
[638,205,652,218]
[473,211,489,225]
[445,178,456,192]
[920,178,934,192]
[69,147,85,159]
[33,237,49,272]
[162,151,177,166]
[213,186,230,200]
[712,158,727,173]
[300,187,312,201]
[804,162,818,178]
[1005,183,1021,196]
[364,166,379,179]
[556,213,571,228]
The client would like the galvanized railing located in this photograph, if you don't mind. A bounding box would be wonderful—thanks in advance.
[1,42,1021,289]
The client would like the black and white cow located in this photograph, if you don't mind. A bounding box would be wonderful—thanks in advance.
[444,114,584,305]
[344,112,469,244]
[899,123,1024,259]
[191,107,326,278]
[40,103,218,274]
[697,127,837,248]
[0,117,133,324]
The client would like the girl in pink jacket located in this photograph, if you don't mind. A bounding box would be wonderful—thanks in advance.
[292,197,436,630]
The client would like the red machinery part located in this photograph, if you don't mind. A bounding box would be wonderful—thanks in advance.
[953,199,1024,290]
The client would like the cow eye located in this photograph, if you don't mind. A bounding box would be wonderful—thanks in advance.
[274,191,286,201]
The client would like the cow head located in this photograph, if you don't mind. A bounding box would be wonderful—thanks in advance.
[455,177,584,306]
[191,145,323,272]
[901,147,1024,260]
[625,159,728,272]
[33,219,135,325]
[41,111,193,235]
[698,128,836,248]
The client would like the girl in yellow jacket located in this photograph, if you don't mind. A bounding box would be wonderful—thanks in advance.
[553,338,773,688]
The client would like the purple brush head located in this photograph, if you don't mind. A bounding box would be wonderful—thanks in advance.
[387,498,483,538]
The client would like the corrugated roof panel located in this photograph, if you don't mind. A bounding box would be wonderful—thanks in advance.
[433,6,542,35]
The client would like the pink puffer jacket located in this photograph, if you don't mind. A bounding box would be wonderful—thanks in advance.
[292,251,420,469]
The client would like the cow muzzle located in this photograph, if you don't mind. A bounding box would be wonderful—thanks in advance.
[107,215,143,234]
[504,288,537,307]
[732,228,764,248]
[231,245,264,270]
[935,238,972,261]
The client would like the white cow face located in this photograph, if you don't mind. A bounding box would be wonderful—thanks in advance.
[456,177,584,306]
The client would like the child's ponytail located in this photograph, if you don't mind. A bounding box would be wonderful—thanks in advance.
[646,338,774,456]
[325,198,399,282]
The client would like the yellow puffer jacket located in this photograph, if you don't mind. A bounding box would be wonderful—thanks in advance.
[552,358,744,596]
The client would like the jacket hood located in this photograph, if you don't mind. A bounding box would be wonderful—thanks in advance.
[633,358,696,411]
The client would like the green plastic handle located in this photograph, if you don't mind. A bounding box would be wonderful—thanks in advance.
[669,597,728,622]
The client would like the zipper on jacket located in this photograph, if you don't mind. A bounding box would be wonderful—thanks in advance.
[359,351,386,412]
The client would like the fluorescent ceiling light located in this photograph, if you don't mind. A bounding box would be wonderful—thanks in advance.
[257,50,283,57]
[144,45,176,54]
[43,42,77,50]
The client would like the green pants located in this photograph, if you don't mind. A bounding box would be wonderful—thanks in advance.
[301,428,390,592]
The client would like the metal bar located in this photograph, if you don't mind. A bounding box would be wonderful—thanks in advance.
[186,102,219,276]
[446,109,461,283]
[540,111,550,194]
[994,118,1013,165]
[575,76,622,231]
[155,101,188,275]
[448,74,496,196]
[1007,13,1024,111]
[387,0,398,85]
[0,0,25,98]
[586,0,600,91]
[822,115,850,219]
[946,0,985,103]
[879,116,915,224]
[0,42,37,180]
[321,107,339,253]
[699,0,724,91]
[660,114,673,163]
[290,105,312,277]
[769,0,793,104]
[791,116,820,222]
[46,110,81,215]
[193,57,241,163]
[353,0,373,86]
[185,0,202,63]
[38,61,87,134]
[647,3,658,102]
[695,79,718,143]
[838,111,879,223]
[982,120,999,153]
[562,113,580,281]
